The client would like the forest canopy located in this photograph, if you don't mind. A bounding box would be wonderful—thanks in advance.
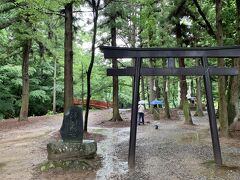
[0,0,239,136]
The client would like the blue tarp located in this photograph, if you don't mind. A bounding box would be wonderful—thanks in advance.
[150,100,164,105]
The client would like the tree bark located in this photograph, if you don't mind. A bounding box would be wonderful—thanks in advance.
[162,59,170,119]
[163,76,171,119]
[195,76,204,116]
[19,39,31,121]
[228,60,239,125]
[146,77,150,108]
[141,76,145,101]
[64,3,73,112]
[53,58,57,114]
[175,22,193,125]
[81,62,84,110]
[195,59,204,116]
[149,59,157,102]
[111,16,122,121]
[227,0,240,125]
[179,58,193,125]
[216,0,228,137]
[84,0,100,132]
[155,78,161,99]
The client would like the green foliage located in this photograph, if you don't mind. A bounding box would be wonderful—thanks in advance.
[30,90,50,102]
[0,64,22,118]
[0,0,239,120]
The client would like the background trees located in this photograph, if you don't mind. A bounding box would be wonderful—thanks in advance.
[0,0,239,136]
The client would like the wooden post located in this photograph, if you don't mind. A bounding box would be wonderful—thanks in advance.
[128,57,141,168]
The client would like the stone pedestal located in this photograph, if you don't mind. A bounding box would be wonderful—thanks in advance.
[47,140,97,160]
[44,107,99,171]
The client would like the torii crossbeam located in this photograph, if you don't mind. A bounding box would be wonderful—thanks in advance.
[100,46,240,168]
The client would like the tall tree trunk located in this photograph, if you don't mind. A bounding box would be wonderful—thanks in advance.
[162,59,170,119]
[148,76,156,112]
[111,17,122,121]
[228,0,240,125]
[155,78,161,99]
[19,39,31,121]
[139,22,145,102]
[216,0,228,137]
[84,1,100,132]
[170,77,177,108]
[141,76,145,101]
[179,58,193,125]
[149,59,157,105]
[64,3,73,112]
[176,22,193,125]
[146,77,150,108]
[228,60,240,125]
[195,76,204,116]
[195,60,204,116]
[38,42,45,75]
[176,23,183,109]
[53,58,57,114]
[81,62,84,110]
[163,76,171,119]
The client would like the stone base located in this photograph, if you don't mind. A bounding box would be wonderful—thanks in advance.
[40,158,101,171]
[47,140,97,160]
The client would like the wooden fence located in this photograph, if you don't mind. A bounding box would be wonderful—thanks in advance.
[73,99,112,109]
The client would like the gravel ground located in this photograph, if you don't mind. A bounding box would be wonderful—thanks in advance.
[0,109,240,180]
[93,111,240,180]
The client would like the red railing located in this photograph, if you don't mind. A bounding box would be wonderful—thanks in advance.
[73,99,112,109]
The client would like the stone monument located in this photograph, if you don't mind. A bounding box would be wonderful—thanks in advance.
[46,106,98,170]
[60,106,83,142]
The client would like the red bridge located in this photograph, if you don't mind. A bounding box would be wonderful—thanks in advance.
[73,99,112,109]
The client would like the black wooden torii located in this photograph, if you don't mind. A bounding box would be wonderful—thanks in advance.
[100,46,240,168]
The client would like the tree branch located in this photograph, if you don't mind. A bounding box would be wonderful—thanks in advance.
[168,0,187,19]
[185,8,217,39]
[192,0,216,39]
[0,16,20,30]
[0,3,17,13]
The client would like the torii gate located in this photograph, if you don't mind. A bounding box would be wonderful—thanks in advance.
[100,46,240,168]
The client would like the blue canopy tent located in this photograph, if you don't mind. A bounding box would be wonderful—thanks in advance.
[150,100,164,108]
[150,100,164,105]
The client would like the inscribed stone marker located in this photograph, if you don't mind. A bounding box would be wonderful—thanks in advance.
[60,106,83,142]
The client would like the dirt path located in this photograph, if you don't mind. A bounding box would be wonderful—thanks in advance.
[0,109,240,179]
[0,114,62,179]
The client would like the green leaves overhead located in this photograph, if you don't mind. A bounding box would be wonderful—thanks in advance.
[0,0,239,119]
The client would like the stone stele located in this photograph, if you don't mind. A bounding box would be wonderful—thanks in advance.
[48,106,97,161]
[60,106,83,142]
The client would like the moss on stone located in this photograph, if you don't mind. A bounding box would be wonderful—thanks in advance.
[39,156,102,172]
[47,140,97,160]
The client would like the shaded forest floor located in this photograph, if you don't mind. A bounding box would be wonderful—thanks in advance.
[0,109,240,179]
